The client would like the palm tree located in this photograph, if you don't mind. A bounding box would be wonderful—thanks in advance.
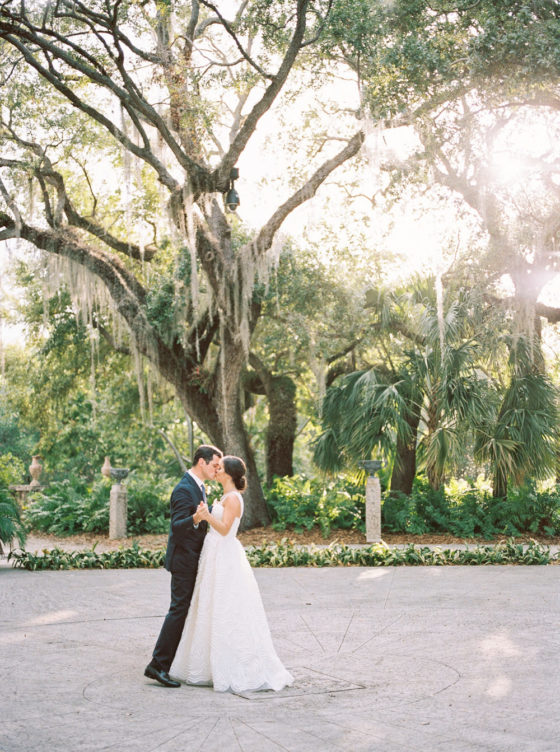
[474,336,558,498]
[0,487,26,554]
[314,277,489,492]
[313,365,422,494]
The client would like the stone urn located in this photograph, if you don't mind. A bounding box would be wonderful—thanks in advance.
[101,456,112,478]
[109,467,129,485]
[29,455,43,489]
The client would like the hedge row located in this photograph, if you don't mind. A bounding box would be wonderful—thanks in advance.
[7,539,558,570]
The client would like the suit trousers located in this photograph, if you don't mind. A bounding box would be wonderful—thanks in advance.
[151,565,198,672]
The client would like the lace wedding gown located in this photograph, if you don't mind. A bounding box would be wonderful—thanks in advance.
[169,492,293,692]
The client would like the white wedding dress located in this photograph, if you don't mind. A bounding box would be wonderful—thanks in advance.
[169,492,293,692]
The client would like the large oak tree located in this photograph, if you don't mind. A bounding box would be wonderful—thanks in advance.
[0,0,366,526]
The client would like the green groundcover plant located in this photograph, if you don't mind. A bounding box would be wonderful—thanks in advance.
[8,539,557,570]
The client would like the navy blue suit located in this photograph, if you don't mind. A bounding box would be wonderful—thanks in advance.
[150,472,207,672]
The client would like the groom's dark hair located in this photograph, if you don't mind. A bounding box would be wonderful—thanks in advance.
[193,444,222,465]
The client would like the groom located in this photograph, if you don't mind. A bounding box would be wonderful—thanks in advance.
[144,444,223,687]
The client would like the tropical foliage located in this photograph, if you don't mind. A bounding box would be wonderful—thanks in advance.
[265,474,365,535]
[315,276,560,500]
[382,479,560,538]
[24,475,175,537]
[0,453,27,549]
[0,486,26,550]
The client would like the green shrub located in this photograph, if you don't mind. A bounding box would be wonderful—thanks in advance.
[0,453,26,487]
[0,485,27,549]
[381,491,428,535]
[126,475,174,535]
[265,474,365,536]
[412,478,451,532]
[381,477,560,538]
[24,474,174,536]
[500,483,560,537]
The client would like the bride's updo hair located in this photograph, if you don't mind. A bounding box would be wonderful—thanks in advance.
[223,455,247,491]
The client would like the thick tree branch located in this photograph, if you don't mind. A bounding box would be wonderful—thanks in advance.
[0,8,214,189]
[54,0,162,65]
[252,129,365,255]
[0,208,218,428]
[248,352,272,391]
[0,175,22,232]
[184,308,220,365]
[212,0,310,190]
[59,184,157,262]
[1,150,157,260]
[0,210,148,309]
[535,302,560,323]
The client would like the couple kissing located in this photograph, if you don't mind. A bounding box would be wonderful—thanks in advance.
[144,444,293,693]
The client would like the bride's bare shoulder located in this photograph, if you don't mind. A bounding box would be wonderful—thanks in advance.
[222,491,242,509]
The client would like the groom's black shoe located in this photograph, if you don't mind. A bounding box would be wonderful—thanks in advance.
[144,664,181,688]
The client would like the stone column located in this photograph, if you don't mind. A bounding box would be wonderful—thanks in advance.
[359,460,383,544]
[365,475,382,543]
[109,484,128,539]
[108,468,129,539]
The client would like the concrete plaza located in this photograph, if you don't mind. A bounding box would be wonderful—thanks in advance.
[1,563,558,751]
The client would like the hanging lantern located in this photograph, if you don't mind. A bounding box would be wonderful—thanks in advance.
[224,167,240,212]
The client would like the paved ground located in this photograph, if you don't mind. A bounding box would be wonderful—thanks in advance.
[1,563,559,752]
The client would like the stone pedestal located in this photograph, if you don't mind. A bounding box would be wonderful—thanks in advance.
[365,475,381,543]
[109,484,127,539]
[9,484,43,509]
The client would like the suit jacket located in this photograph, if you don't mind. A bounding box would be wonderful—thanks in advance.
[164,472,208,574]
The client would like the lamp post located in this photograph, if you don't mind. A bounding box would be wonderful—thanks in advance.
[224,167,240,212]
[358,460,383,543]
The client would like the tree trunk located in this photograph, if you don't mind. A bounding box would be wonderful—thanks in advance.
[424,398,444,491]
[176,380,268,529]
[390,399,421,495]
[213,333,270,529]
[245,357,298,485]
[265,375,297,485]
[220,401,269,530]
[492,467,507,499]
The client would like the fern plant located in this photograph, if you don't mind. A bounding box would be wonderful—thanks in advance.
[0,486,26,551]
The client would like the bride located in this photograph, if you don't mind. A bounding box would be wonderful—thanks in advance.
[169,455,293,692]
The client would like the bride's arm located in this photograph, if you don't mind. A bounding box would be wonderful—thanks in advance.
[200,493,241,536]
